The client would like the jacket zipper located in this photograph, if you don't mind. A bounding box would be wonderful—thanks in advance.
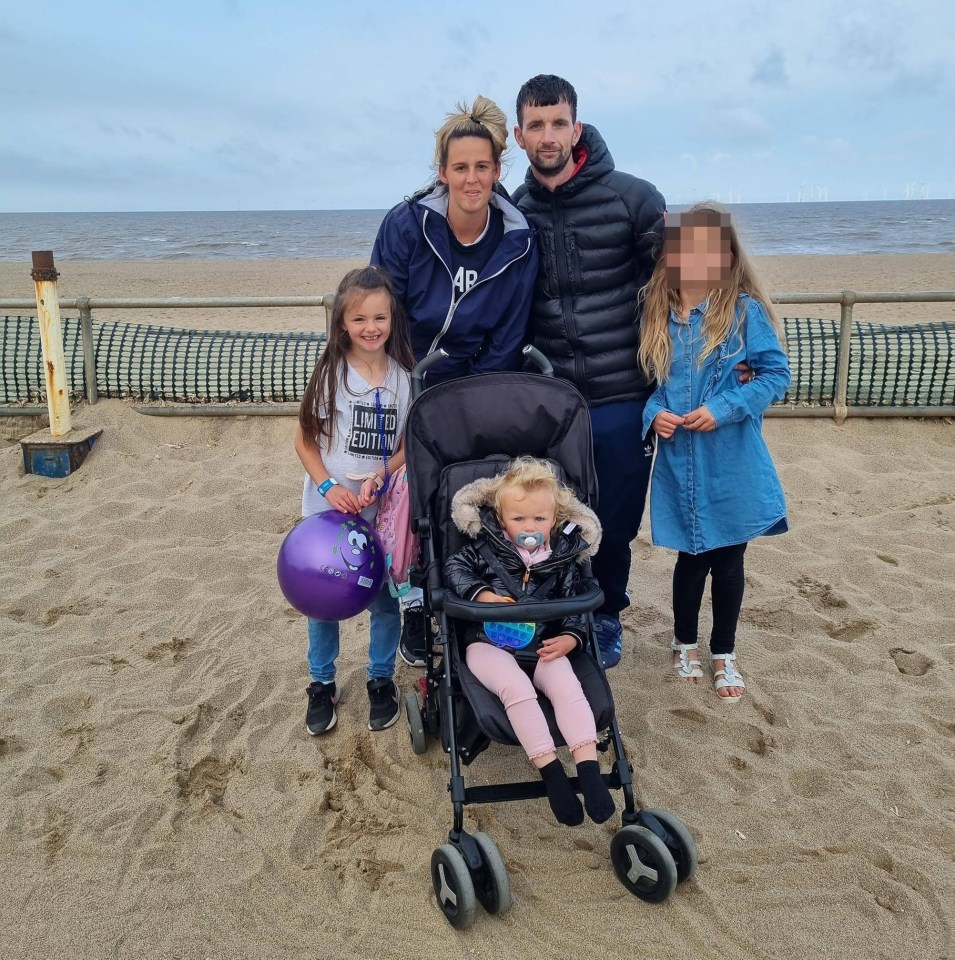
[551,196,585,400]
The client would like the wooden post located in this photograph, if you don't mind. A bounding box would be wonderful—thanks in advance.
[21,250,102,478]
[31,250,71,436]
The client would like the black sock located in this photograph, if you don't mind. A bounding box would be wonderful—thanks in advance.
[539,758,584,826]
[576,760,615,824]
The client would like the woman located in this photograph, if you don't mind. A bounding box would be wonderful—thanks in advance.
[371,95,538,385]
[371,94,539,664]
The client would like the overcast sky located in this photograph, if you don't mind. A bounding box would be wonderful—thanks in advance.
[2,0,953,212]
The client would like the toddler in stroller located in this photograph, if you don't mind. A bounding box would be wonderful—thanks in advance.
[445,456,615,826]
[402,365,697,928]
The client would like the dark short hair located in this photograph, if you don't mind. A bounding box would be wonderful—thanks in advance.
[516,75,578,126]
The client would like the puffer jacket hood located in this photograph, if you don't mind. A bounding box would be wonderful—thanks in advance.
[519,124,616,200]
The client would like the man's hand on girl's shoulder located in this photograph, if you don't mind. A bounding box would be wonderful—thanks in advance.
[735,361,754,383]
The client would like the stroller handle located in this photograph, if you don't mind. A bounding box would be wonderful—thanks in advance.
[411,349,449,399]
[522,344,554,377]
[439,581,605,623]
[411,345,554,399]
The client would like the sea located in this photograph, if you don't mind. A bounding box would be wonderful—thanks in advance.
[0,199,952,262]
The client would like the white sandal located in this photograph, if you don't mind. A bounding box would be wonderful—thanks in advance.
[711,652,746,702]
[670,640,703,680]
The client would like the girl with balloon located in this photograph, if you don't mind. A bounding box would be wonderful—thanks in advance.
[292,266,415,736]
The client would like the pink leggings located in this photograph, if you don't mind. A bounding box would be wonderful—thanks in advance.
[465,642,597,761]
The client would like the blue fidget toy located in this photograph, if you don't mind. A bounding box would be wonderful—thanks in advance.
[483,619,536,650]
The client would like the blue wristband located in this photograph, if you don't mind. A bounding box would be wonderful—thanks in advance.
[318,478,338,497]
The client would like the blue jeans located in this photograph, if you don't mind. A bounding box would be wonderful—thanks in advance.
[307,584,400,684]
[589,399,654,618]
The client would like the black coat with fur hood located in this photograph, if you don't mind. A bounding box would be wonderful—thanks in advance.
[444,476,602,651]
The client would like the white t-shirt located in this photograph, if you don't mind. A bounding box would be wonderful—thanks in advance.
[301,358,412,522]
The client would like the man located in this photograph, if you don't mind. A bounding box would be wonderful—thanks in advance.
[511,74,666,668]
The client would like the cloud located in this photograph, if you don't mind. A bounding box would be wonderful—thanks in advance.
[3,0,954,210]
[213,137,282,176]
[445,23,491,57]
[883,66,947,98]
[96,120,144,140]
[751,48,788,87]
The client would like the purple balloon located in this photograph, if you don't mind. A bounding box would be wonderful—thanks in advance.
[277,512,386,621]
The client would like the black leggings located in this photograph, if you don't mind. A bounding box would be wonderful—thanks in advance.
[672,543,747,656]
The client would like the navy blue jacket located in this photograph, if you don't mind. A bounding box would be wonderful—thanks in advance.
[371,185,538,385]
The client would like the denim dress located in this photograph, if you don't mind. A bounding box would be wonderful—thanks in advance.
[642,294,791,554]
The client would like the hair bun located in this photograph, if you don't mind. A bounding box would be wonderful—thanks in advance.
[433,95,508,170]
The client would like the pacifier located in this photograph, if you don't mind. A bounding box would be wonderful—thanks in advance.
[515,531,545,551]
[483,597,537,650]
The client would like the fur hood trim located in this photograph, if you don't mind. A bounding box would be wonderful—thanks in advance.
[450,475,602,559]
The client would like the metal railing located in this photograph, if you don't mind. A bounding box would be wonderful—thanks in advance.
[1,290,953,421]
[769,291,954,420]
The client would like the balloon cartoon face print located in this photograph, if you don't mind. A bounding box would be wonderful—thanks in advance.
[335,517,378,582]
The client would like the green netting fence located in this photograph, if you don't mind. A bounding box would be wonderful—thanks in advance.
[1,314,953,408]
[1,316,325,404]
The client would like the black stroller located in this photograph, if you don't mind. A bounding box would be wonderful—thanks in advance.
[402,349,697,929]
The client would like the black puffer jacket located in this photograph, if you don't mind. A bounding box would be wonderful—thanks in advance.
[512,125,666,407]
[444,475,602,653]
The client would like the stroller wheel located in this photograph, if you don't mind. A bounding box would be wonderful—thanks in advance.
[639,809,698,883]
[610,825,678,903]
[471,832,513,915]
[431,844,477,929]
[403,692,427,755]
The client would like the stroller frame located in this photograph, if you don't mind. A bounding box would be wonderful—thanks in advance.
[403,351,697,928]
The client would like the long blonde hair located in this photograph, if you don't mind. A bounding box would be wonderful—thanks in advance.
[488,457,575,532]
[637,202,784,381]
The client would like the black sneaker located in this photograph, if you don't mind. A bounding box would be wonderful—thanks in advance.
[305,681,338,736]
[398,608,427,667]
[367,678,400,731]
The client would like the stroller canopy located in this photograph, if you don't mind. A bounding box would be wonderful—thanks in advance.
[405,372,597,521]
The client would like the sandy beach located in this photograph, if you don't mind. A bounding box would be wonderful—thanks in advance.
[1,255,953,959]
